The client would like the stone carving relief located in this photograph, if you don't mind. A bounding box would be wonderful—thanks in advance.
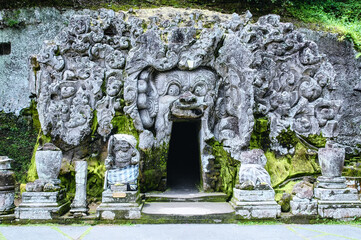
[32,9,341,182]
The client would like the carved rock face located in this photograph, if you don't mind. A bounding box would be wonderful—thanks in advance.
[154,69,216,120]
[33,9,342,162]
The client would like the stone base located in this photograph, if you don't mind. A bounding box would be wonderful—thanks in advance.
[290,197,318,215]
[0,213,15,221]
[16,200,70,220]
[318,201,361,219]
[233,189,275,202]
[317,176,347,189]
[101,190,139,204]
[0,190,15,215]
[96,190,142,220]
[15,191,70,220]
[231,200,281,219]
[70,207,89,217]
[97,202,143,220]
[231,189,280,219]
[314,187,359,201]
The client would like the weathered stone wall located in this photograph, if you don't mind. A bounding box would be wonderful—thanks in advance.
[0,9,77,114]
[301,29,361,154]
[1,7,360,198]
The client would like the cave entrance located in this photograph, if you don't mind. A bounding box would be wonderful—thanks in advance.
[167,121,201,190]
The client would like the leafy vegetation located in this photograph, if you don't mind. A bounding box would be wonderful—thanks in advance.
[286,0,361,52]
[0,111,38,183]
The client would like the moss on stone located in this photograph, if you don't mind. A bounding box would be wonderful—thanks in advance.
[59,162,75,201]
[303,133,327,148]
[249,117,270,150]
[343,165,361,177]
[0,110,38,184]
[111,115,139,141]
[208,139,240,198]
[274,180,299,202]
[276,128,299,149]
[27,130,51,182]
[265,143,320,188]
[87,157,106,201]
[139,143,168,192]
[91,110,98,138]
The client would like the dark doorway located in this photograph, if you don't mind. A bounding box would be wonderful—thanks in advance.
[167,121,201,189]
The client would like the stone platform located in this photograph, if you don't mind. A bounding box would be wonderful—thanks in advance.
[142,202,234,220]
[231,189,281,219]
[314,176,361,219]
[145,189,228,202]
[97,191,143,220]
[16,191,70,220]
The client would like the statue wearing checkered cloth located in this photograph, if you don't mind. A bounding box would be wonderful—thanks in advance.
[237,149,272,190]
[104,134,140,191]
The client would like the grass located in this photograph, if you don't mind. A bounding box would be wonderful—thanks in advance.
[286,0,361,53]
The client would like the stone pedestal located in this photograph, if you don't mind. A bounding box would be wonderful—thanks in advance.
[70,161,88,217]
[15,191,70,220]
[0,156,15,219]
[315,176,361,219]
[97,190,142,220]
[230,189,281,219]
[290,197,318,216]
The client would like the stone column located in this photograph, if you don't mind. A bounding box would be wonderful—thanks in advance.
[0,156,15,219]
[70,160,88,217]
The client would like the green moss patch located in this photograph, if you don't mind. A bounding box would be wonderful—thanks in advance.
[274,180,299,202]
[87,157,106,201]
[0,111,38,183]
[111,115,139,140]
[139,143,168,192]
[265,143,320,188]
[208,139,240,198]
[250,117,270,150]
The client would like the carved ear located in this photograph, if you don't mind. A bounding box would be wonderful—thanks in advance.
[107,135,114,156]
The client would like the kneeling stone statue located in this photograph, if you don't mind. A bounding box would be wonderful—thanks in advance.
[97,134,142,220]
[231,149,280,219]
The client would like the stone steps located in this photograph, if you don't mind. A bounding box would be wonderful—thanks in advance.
[144,190,228,202]
[141,202,234,221]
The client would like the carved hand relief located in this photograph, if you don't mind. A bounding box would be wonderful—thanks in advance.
[33,9,340,154]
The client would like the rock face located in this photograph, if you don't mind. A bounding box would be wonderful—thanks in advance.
[28,8,347,190]
[300,29,361,154]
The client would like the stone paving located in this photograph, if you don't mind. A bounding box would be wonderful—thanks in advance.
[0,224,361,240]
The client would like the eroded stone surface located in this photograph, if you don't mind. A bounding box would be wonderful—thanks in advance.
[32,9,339,159]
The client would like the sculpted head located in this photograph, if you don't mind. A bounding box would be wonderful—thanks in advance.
[106,134,139,169]
[154,68,217,119]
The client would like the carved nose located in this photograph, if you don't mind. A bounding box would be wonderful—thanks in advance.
[179,92,196,104]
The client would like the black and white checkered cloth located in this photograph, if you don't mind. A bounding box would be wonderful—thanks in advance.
[107,164,139,185]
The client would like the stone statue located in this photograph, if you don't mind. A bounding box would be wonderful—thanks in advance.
[236,149,272,190]
[104,134,140,191]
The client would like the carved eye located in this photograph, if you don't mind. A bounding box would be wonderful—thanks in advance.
[167,84,180,96]
[193,83,206,96]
